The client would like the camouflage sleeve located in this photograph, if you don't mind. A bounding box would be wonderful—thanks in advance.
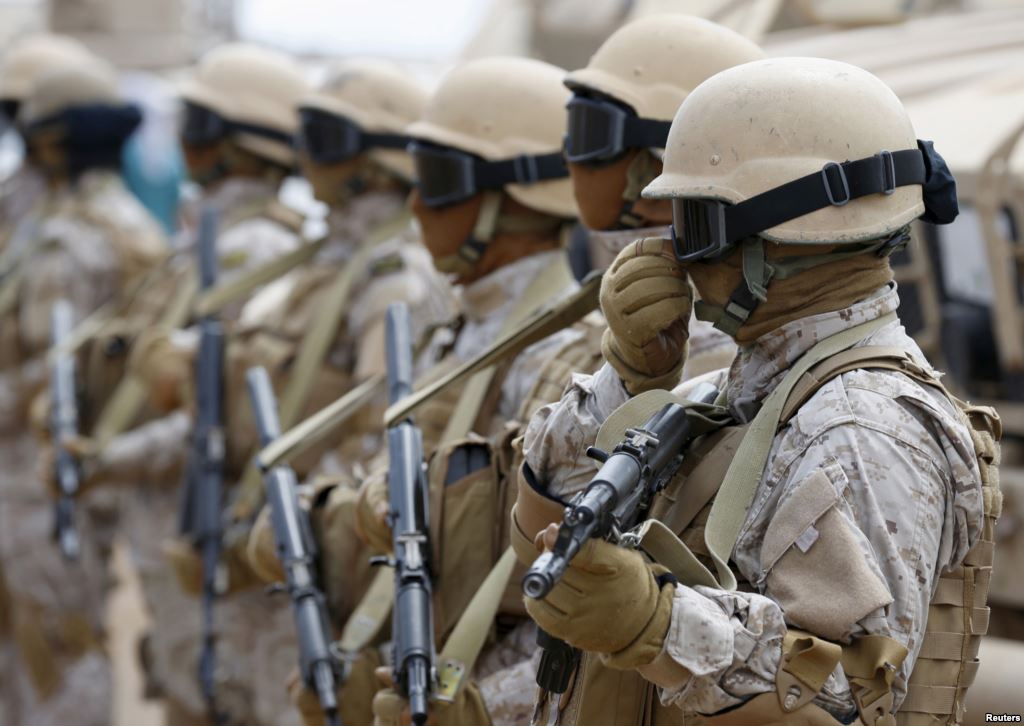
[19,219,121,355]
[656,377,983,720]
[521,361,631,499]
[95,410,191,486]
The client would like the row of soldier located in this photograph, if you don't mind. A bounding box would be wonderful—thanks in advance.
[0,12,1000,726]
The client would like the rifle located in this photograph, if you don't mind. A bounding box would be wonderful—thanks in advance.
[178,205,227,719]
[377,302,436,724]
[246,366,341,726]
[49,299,82,561]
[522,382,719,694]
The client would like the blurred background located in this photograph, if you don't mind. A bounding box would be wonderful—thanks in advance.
[3,0,1024,723]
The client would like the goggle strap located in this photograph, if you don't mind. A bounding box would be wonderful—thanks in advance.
[474,151,567,190]
[361,131,412,151]
[229,119,294,147]
[724,148,926,244]
[621,117,672,152]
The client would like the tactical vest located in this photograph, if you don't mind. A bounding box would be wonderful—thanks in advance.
[430,315,607,641]
[513,345,1001,726]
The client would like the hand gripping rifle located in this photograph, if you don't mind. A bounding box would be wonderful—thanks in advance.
[376,302,437,725]
[247,366,342,726]
[522,382,719,695]
[49,299,82,561]
[179,205,227,719]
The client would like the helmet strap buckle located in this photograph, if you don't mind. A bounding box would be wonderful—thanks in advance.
[877,150,896,195]
[821,161,851,206]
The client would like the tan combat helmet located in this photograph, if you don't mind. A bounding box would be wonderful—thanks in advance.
[18,59,120,127]
[18,59,142,179]
[299,59,427,182]
[408,56,576,219]
[644,57,959,335]
[565,14,763,152]
[563,14,764,230]
[180,43,311,168]
[0,33,93,120]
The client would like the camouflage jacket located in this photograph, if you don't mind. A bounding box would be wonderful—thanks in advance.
[523,284,984,719]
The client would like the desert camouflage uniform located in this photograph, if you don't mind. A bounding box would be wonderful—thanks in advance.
[0,168,165,726]
[524,284,983,719]
[217,190,455,726]
[86,174,303,724]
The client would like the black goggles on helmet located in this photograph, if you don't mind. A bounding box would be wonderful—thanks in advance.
[179,101,292,148]
[297,107,410,164]
[409,140,567,208]
[563,95,672,165]
[670,142,959,263]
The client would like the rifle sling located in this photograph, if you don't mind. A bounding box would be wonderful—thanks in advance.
[384,270,600,429]
[90,273,200,450]
[193,236,326,318]
[233,213,411,521]
[337,255,578,689]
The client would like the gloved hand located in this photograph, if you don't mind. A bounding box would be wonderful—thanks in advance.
[524,524,675,670]
[40,434,101,499]
[289,646,383,726]
[371,667,491,726]
[600,237,693,394]
[246,504,285,584]
[355,471,392,553]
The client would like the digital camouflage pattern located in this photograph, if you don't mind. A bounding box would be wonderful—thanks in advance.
[524,284,984,720]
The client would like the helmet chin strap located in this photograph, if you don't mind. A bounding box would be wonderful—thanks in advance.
[433,190,565,277]
[694,227,911,338]
[615,150,661,229]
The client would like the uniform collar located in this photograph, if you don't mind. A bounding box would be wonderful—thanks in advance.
[459,249,564,324]
[319,190,408,264]
[725,283,901,421]
[206,177,278,218]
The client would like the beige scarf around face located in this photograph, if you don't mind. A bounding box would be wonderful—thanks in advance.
[685,241,895,344]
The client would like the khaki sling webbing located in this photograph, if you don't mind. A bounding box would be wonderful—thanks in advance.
[336,567,396,655]
[340,255,577,694]
[385,272,601,428]
[702,312,897,591]
[192,236,327,318]
[90,273,200,450]
[233,213,412,521]
[435,547,518,703]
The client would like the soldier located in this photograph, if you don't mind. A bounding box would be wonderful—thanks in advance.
[280,56,600,726]
[0,32,96,724]
[562,14,762,380]
[0,33,92,253]
[516,58,999,724]
[0,59,166,726]
[56,43,312,725]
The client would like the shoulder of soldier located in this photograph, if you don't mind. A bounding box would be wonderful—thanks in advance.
[71,173,167,252]
[784,363,968,469]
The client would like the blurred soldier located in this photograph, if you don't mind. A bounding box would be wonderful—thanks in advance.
[0,32,96,726]
[345,56,602,726]
[0,33,92,252]
[564,14,763,381]
[517,58,998,724]
[0,59,166,726]
[55,43,311,725]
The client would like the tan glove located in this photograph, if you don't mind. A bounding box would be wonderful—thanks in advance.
[524,524,675,670]
[355,471,392,553]
[371,667,491,726]
[600,236,693,394]
[40,435,101,499]
[129,328,193,413]
[246,504,285,584]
